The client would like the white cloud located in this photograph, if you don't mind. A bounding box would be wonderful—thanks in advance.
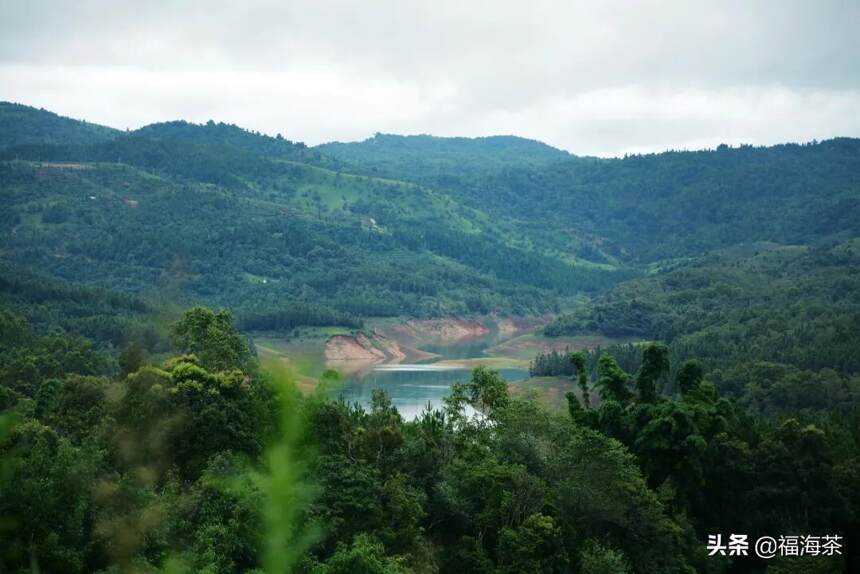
[469,85,860,156]
[1,0,858,156]
[0,63,462,142]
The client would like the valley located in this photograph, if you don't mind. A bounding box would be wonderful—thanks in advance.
[2,101,860,574]
[252,314,602,415]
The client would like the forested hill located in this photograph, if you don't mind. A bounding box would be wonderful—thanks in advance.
[133,120,336,166]
[0,101,119,149]
[2,103,860,327]
[3,104,860,574]
[544,240,860,375]
[317,132,573,178]
[342,137,860,264]
[0,104,626,322]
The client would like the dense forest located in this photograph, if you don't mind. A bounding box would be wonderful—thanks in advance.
[2,102,860,572]
[317,133,574,179]
[2,307,857,573]
[544,240,860,368]
[325,136,860,263]
[541,241,860,417]
[0,103,632,321]
[0,103,119,149]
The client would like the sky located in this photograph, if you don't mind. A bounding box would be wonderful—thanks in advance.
[1,0,859,157]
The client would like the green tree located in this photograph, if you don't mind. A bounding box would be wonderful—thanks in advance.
[570,351,591,408]
[119,341,146,377]
[166,356,268,478]
[497,513,568,574]
[578,540,631,574]
[465,366,510,414]
[170,307,253,372]
[676,360,703,396]
[0,420,98,573]
[635,343,669,403]
[314,534,408,574]
[595,355,631,405]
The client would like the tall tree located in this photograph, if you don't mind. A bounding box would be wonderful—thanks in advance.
[635,343,669,403]
[170,307,254,372]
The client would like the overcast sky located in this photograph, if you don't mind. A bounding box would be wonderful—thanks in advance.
[1,0,858,156]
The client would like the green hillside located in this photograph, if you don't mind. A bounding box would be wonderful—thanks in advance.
[544,240,860,373]
[3,103,860,574]
[0,261,161,349]
[134,120,336,167]
[351,138,860,264]
[3,106,860,326]
[0,101,119,149]
[317,132,572,178]
[0,110,627,320]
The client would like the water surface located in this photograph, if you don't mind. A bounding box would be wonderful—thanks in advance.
[331,332,528,419]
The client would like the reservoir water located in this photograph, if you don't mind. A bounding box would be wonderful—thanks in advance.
[330,331,529,419]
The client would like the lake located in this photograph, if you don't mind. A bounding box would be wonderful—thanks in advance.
[330,331,529,419]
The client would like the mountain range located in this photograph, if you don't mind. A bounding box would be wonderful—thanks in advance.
[2,100,859,334]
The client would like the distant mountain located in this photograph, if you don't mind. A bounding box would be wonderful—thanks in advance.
[1,130,304,190]
[320,135,860,266]
[0,156,615,319]
[543,239,860,374]
[134,120,333,165]
[0,101,119,150]
[2,103,859,324]
[421,138,860,263]
[317,133,572,179]
[0,106,621,321]
[2,118,341,188]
